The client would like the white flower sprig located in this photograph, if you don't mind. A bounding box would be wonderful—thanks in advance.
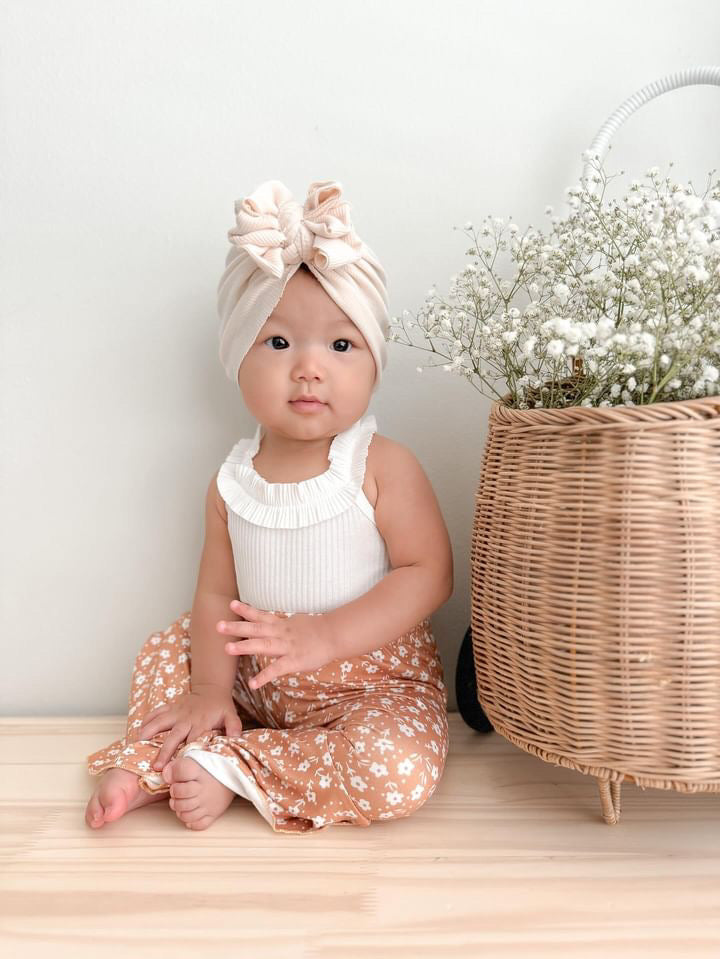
[390,152,720,409]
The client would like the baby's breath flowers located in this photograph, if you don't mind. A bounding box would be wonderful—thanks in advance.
[390,152,720,409]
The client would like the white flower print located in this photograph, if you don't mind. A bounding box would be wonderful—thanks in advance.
[165,687,178,699]
[317,774,332,789]
[287,677,299,687]
[350,775,368,792]
[410,784,425,801]
[397,757,416,776]
[412,719,427,732]
[322,751,333,767]
[370,650,385,661]
[141,656,152,667]
[369,762,388,778]
[159,649,170,659]
[357,798,371,812]
[137,760,151,771]
[386,790,404,806]
[375,737,395,756]
[298,760,311,772]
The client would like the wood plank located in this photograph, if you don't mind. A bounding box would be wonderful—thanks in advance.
[1,715,719,958]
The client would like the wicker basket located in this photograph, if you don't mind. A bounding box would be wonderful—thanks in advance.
[469,67,720,825]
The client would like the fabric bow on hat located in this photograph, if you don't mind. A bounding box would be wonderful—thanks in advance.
[227,180,365,279]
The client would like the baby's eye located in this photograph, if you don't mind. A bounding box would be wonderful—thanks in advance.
[331,339,352,353]
[265,336,289,350]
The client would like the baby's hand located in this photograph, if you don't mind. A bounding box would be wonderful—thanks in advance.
[218,601,336,690]
[137,686,244,771]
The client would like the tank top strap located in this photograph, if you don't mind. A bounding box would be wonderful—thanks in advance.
[216,412,378,529]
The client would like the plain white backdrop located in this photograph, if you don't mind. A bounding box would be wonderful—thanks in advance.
[2,0,720,714]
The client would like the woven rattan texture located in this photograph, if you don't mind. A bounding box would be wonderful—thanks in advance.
[470,395,720,801]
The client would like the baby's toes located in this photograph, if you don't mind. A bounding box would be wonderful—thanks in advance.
[184,815,215,831]
[170,796,200,816]
[175,804,208,824]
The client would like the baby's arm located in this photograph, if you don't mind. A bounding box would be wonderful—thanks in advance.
[323,437,454,659]
[189,475,243,694]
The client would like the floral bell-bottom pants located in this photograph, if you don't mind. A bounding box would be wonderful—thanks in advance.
[87,609,450,834]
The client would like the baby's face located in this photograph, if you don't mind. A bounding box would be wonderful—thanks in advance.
[238,266,376,441]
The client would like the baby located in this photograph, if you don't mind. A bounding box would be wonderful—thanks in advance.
[85,179,453,834]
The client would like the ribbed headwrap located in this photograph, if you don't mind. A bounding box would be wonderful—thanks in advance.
[217,179,389,393]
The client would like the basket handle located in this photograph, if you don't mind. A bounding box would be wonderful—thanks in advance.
[581,65,720,189]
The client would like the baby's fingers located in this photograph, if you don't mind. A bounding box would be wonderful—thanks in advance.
[140,703,171,726]
[152,721,191,772]
[138,709,177,740]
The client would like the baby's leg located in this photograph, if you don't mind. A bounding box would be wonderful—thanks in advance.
[185,687,449,834]
[85,609,260,829]
[187,612,450,834]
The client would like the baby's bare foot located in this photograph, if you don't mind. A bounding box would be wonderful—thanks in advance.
[85,767,166,828]
[163,756,235,830]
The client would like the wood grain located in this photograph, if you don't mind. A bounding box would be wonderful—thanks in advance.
[1,714,719,958]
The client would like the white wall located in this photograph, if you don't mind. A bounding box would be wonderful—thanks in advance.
[2,0,719,715]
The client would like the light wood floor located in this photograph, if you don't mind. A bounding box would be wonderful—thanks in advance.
[1,713,719,959]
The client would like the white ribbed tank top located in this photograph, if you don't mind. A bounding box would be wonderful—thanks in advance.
[180,413,393,808]
[215,412,392,615]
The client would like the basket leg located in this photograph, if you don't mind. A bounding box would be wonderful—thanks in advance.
[596,777,622,825]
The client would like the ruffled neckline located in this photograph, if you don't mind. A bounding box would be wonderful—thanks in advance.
[217,412,377,528]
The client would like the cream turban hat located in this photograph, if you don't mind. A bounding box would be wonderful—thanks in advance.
[217,179,390,394]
